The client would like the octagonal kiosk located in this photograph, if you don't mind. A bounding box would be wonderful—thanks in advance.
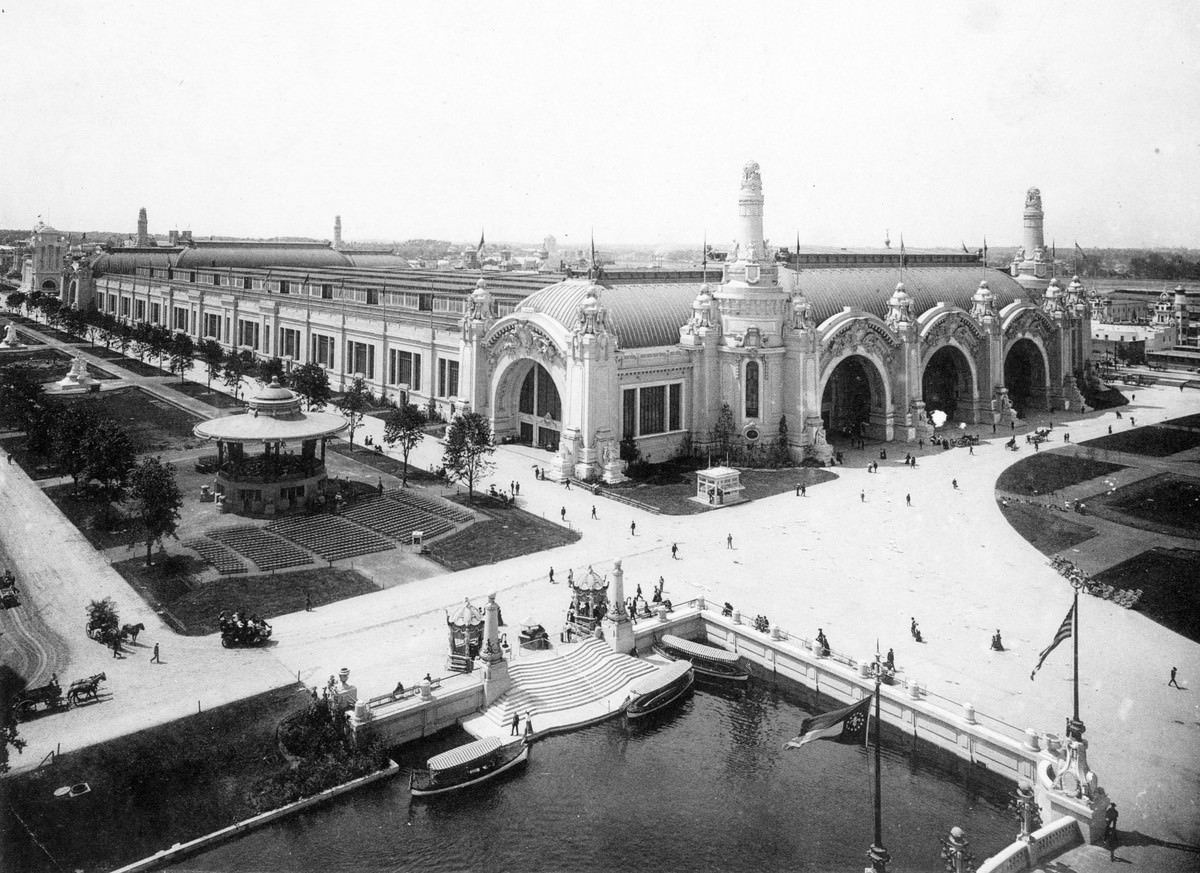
[192,378,348,516]
[446,598,484,673]
[694,466,745,507]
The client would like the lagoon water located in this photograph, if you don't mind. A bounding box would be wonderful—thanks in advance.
[176,678,1017,873]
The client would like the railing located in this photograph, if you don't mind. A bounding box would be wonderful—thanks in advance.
[589,485,662,515]
[366,677,443,709]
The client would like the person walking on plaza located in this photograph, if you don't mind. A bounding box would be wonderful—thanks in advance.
[952,479,958,490]
[567,568,574,586]
[112,636,122,658]
[860,489,865,502]
[524,712,533,739]
[800,483,806,497]
[1104,802,1118,839]
[726,533,733,549]
[511,711,520,736]
[630,520,636,536]
[560,506,566,522]
[150,642,160,664]
[515,481,520,496]
[305,592,312,612]
[548,567,556,584]
[795,483,801,496]
[591,505,597,519]
[1169,666,1181,688]
[905,493,911,507]
[671,542,678,560]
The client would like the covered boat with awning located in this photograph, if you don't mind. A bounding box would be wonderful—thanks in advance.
[409,735,529,796]
[655,634,749,682]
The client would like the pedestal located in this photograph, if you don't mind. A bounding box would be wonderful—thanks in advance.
[603,615,635,655]
[482,656,511,707]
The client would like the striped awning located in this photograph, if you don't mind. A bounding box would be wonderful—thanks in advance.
[629,660,692,695]
[425,736,502,772]
[662,634,740,664]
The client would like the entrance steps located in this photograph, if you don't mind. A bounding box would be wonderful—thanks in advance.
[462,639,657,740]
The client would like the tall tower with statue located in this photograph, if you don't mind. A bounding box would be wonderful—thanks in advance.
[1011,187,1052,293]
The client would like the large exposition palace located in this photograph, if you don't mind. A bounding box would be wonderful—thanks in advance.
[23,162,1092,481]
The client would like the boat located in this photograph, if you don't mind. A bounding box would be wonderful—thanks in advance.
[653,634,750,682]
[409,735,529,797]
[625,660,694,719]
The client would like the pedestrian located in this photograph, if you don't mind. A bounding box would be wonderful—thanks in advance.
[510,480,515,494]
[992,423,996,434]
[524,712,533,739]
[567,568,574,586]
[1132,394,1136,402]
[1104,802,1118,840]
[305,591,312,611]
[1169,666,1181,688]
[112,637,122,658]
[905,493,911,507]
[1108,425,1112,435]
[726,533,733,549]
[1131,417,1136,427]
[151,642,160,663]
[511,711,520,735]
[565,478,571,491]
[918,438,924,449]
[800,484,806,497]
[671,542,678,560]
[968,445,973,455]
[549,567,556,584]
[867,464,872,474]
[591,505,597,519]
[514,481,520,496]
[860,489,865,503]
[1064,433,1070,443]
[1011,420,1015,431]
[376,477,384,495]
[1034,441,1039,452]
[795,483,801,496]
[5,452,10,464]
[630,520,636,536]
[560,506,566,522]
[952,479,958,489]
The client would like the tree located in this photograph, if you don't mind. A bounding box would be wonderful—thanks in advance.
[149,324,172,370]
[222,349,254,401]
[336,377,371,448]
[5,291,26,312]
[39,296,62,326]
[442,411,495,502]
[0,363,45,431]
[168,333,195,382]
[199,339,224,389]
[711,402,736,461]
[52,403,102,491]
[774,414,790,466]
[116,323,132,357]
[86,597,119,636]
[291,362,331,411]
[83,419,137,500]
[382,403,427,487]
[1,719,26,775]
[257,356,287,386]
[128,456,182,565]
[131,322,154,361]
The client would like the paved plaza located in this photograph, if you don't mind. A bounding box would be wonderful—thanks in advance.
[1,332,1198,868]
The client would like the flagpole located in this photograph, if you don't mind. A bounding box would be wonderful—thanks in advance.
[1073,586,1080,725]
[867,678,889,872]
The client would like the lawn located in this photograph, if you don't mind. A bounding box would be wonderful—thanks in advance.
[111,558,379,634]
[607,462,838,515]
[74,386,202,453]
[327,441,442,483]
[1077,425,1200,457]
[994,452,1126,496]
[162,379,245,409]
[994,499,1097,555]
[41,483,134,548]
[1166,412,1200,430]
[426,495,581,571]
[0,683,312,873]
[1093,547,1200,644]
[0,346,116,381]
[1089,473,1200,538]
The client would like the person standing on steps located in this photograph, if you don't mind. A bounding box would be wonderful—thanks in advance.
[510,711,520,735]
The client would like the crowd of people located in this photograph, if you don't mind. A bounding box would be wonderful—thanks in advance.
[218,609,272,643]
[1048,555,1142,608]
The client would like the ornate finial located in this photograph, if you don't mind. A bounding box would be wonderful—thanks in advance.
[1025,187,1043,210]
[741,161,762,190]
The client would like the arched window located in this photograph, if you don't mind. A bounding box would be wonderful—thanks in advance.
[745,360,759,419]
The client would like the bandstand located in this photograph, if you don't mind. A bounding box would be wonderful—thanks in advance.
[192,378,348,515]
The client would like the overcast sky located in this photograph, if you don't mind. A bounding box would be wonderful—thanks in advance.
[2,1,1197,250]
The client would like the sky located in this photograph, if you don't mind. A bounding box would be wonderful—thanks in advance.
[1,1,1198,250]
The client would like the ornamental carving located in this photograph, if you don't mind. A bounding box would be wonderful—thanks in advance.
[486,322,562,368]
[822,320,899,364]
[1025,187,1042,210]
[742,161,761,189]
[923,314,983,354]
[1007,308,1055,339]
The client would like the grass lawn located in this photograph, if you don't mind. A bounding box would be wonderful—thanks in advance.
[327,441,442,483]
[608,463,838,515]
[110,558,379,634]
[1089,473,1200,538]
[41,483,133,548]
[1093,547,1200,644]
[0,683,311,873]
[162,379,245,409]
[0,346,117,381]
[1166,412,1200,430]
[994,499,1098,555]
[994,452,1126,496]
[73,386,202,453]
[426,495,581,571]
[1077,425,1200,457]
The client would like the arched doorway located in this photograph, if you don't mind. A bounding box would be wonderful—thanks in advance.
[40,279,58,293]
[497,361,563,450]
[1004,339,1048,414]
[922,345,973,421]
[821,354,885,441]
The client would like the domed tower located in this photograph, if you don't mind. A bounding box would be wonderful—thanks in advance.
[136,207,149,246]
[27,221,66,299]
[1011,187,1050,293]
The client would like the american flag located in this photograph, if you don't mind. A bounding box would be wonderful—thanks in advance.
[1030,602,1074,681]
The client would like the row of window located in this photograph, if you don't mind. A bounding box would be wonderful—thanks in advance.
[622,383,683,439]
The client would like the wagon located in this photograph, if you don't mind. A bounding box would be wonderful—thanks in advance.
[10,677,67,720]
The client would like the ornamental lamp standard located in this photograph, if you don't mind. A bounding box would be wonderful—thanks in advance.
[938,825,974,873]
[1007,779,1040,842]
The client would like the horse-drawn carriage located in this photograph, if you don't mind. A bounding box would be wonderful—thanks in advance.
[9,672,107,720]
[1,569,19,609]
[218,611,272,648]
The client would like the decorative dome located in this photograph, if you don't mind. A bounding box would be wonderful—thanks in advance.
[570,565,608,592]
[889,282,912,306]
[247,378,303,420]
[973,279,994,302]
[447,598,484,627]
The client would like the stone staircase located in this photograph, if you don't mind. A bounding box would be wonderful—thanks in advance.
[477,639,658,731]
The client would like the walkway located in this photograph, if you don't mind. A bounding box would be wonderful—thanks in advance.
[3,316,1198,869]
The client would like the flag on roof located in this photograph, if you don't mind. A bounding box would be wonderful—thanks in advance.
[961,241,969,254]
[477,230,485,256]
[1030,601,1074,681]
[784,695,871,748]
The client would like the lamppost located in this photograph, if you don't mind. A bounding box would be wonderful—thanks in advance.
[939,825,975,873]
[1007,779,1041,842]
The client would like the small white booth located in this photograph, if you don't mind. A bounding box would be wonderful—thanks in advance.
[694,466,745,507]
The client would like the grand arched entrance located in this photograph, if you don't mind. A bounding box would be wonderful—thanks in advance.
[821,354,886,441]
[922,345,974,421]
[494,360,563,451]
[1004,339,1048,414]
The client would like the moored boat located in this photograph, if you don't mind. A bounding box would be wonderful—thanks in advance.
[625,660,694,719]
[654,634,749,682]
[409,735,529,797]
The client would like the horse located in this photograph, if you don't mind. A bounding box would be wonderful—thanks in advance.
[121,623,145,643]
[67,672,107,706]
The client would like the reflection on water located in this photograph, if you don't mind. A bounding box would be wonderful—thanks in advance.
[176,681,1015,872]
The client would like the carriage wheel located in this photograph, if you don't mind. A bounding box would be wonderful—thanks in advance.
[221,636,231,648]
[16,700,36,721]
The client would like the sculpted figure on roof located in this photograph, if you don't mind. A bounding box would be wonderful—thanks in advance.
[742,161,761,189]
[1025,187,1042,210]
